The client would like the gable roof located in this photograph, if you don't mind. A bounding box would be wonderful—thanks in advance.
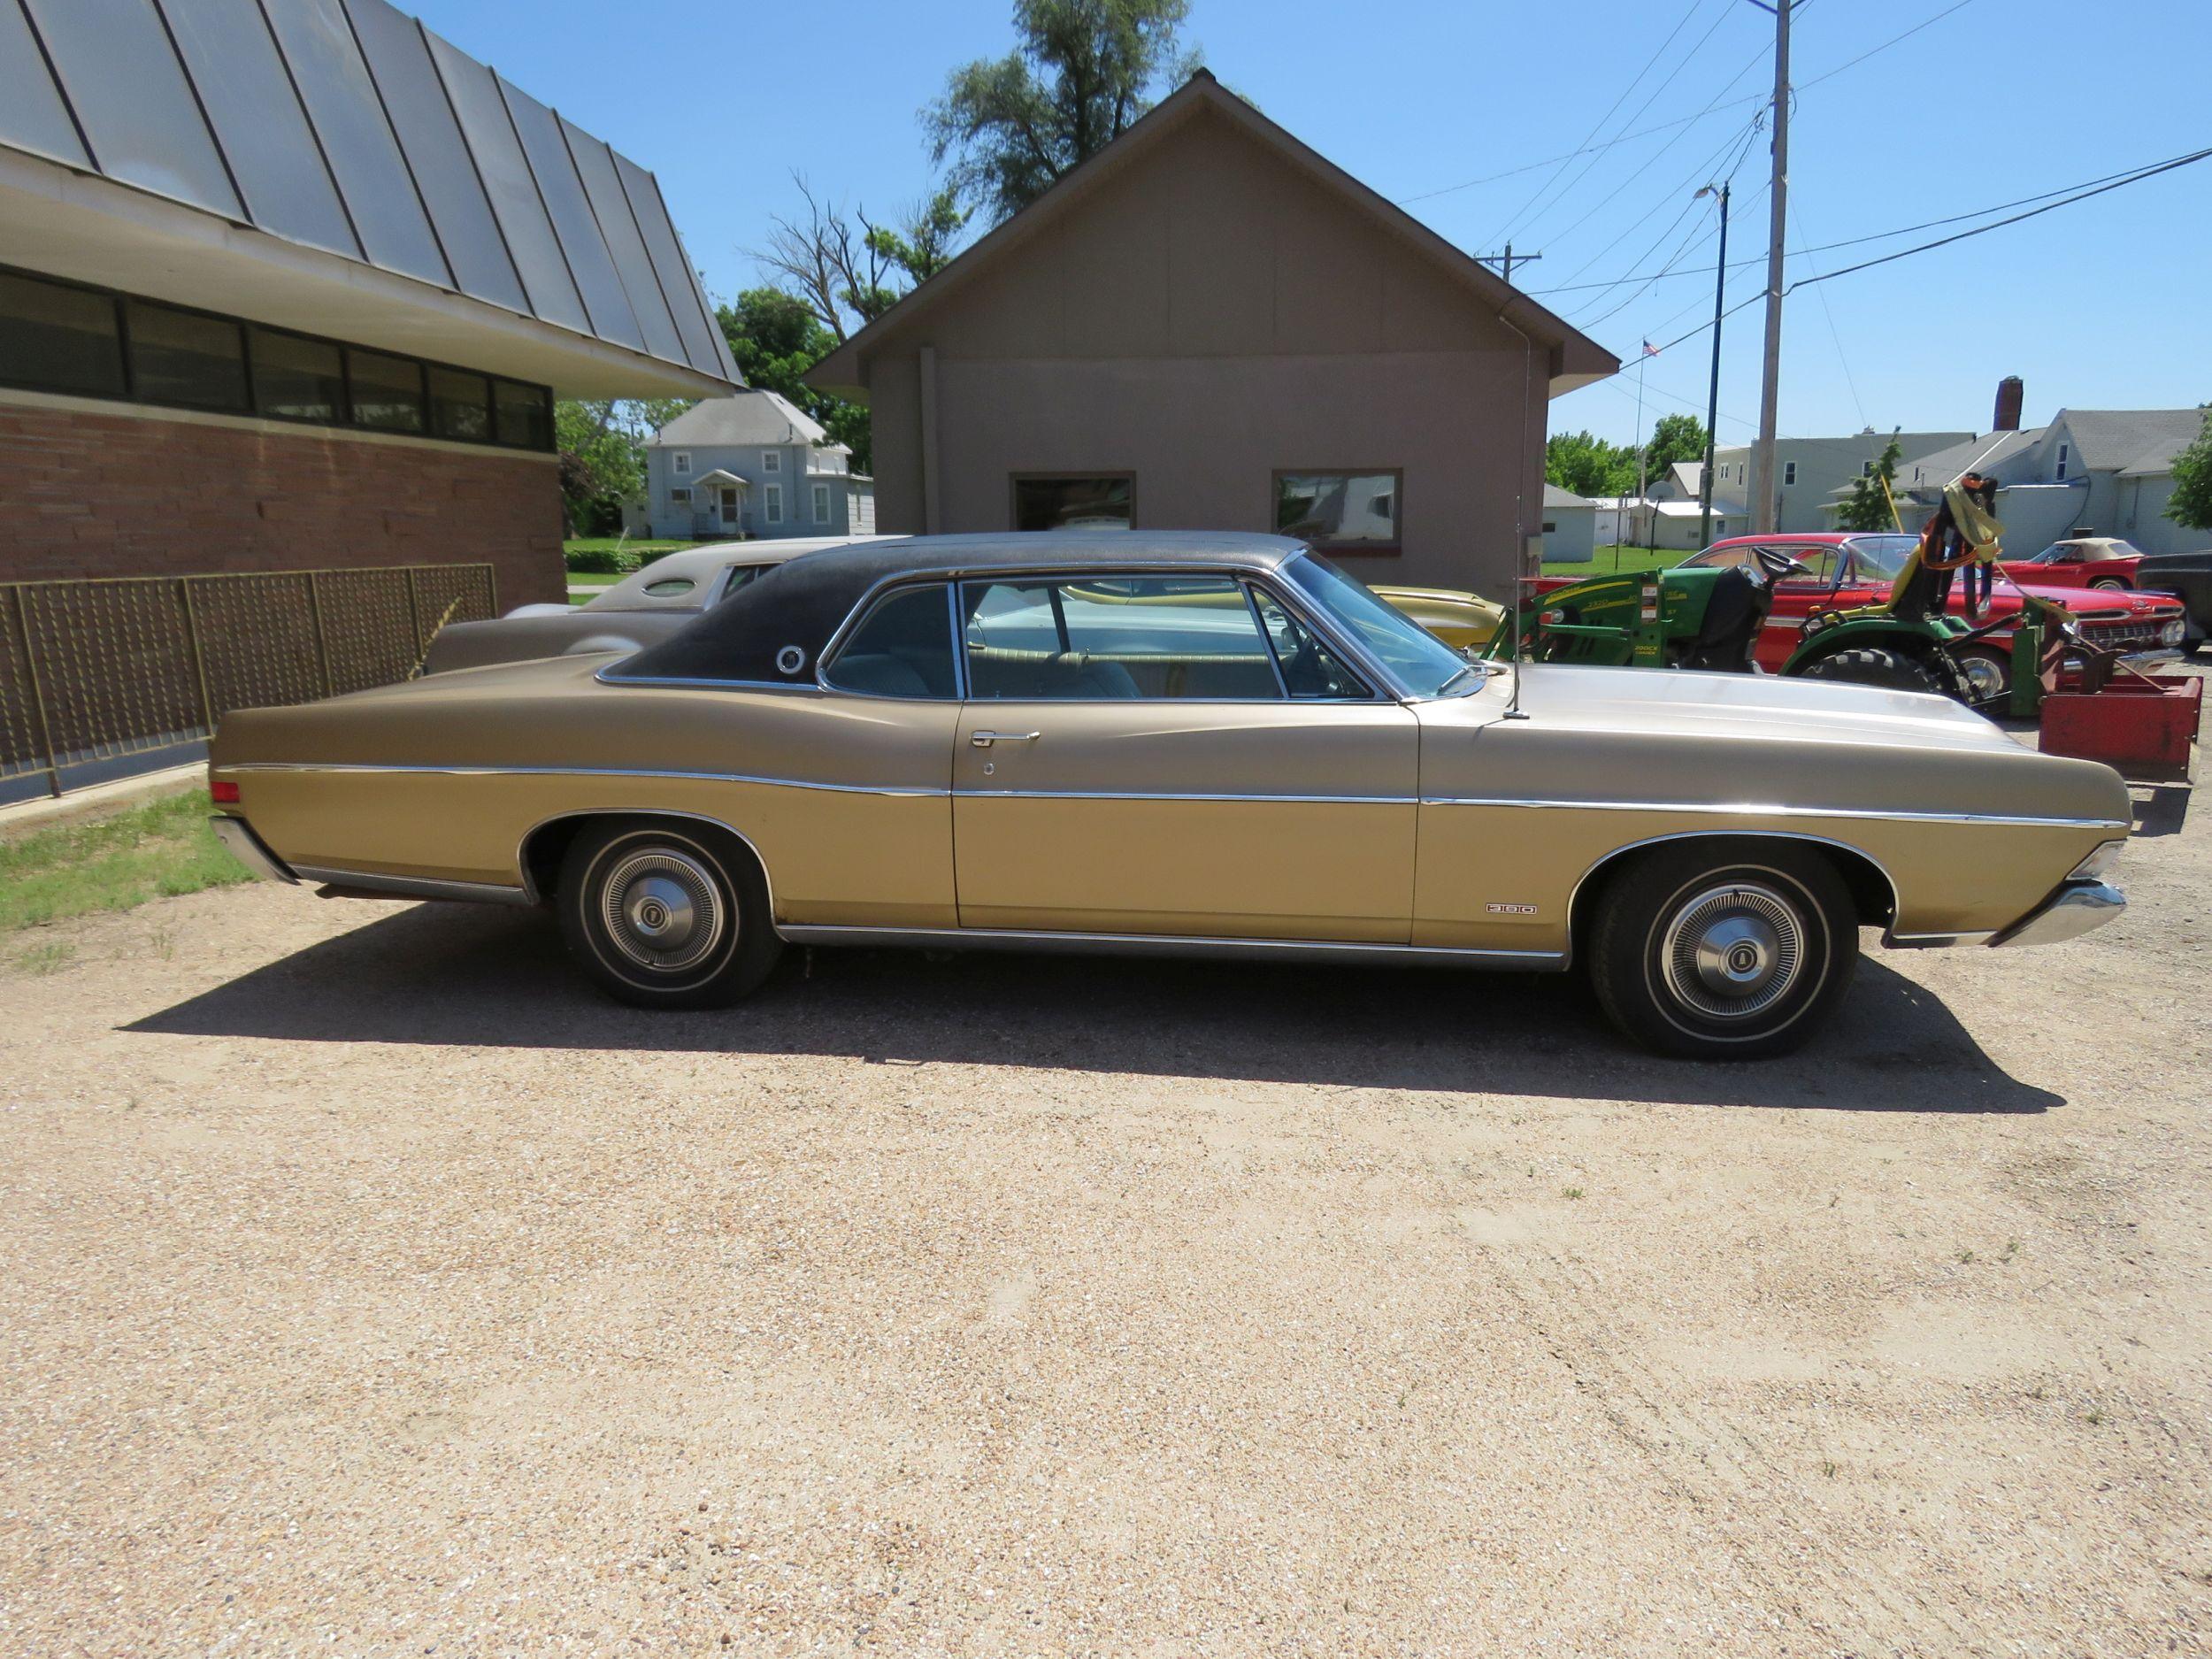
[1892,427,2044,490]
[807,73,1617,398]
[2054,409,2204,474]
[1544,484,1601,509]
[649,390,844,451]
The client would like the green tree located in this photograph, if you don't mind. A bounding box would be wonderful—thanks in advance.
[2166,404,2212,531]
[756,180,973,338]
[715,288,873,472]
[1834,434,1906,534]
[1640,412,1709,478]
[1546,430,1637,500]
[926,0,1202,224]
[556,397,693,534]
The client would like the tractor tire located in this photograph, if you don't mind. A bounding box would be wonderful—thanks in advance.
[1793,646,1945,697]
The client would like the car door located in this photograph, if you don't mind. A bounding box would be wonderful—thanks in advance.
[950,571,1420,942]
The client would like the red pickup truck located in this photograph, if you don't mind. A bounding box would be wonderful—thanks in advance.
[1578,533,2188,701]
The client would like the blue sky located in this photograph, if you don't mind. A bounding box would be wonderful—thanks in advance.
[411,0,2210,449]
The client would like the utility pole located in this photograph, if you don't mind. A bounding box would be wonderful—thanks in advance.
[1747,0,1791,533]
[1475,242,1542,284]
[1696,182,1730,549]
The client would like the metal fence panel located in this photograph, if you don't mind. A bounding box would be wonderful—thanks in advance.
[0,562,498,795]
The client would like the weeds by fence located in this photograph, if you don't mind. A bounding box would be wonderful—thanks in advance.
[0,564,496,798]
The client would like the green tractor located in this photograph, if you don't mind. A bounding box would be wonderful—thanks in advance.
[1492,479,2075,716]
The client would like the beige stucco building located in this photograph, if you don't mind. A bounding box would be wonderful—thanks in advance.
[809,73,1616,595]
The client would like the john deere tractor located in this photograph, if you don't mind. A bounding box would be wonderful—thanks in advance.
[1494,475,2075,712]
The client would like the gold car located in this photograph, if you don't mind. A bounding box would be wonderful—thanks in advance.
[208,532,2131,1058]
[1370,584,1506,652]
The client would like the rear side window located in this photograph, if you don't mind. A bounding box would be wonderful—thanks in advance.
[823,584,957,698]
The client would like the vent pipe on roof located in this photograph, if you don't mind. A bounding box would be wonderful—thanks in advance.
[1993,376,2024,433]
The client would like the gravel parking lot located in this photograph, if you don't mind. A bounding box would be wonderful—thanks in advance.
[4,739,2210,1653]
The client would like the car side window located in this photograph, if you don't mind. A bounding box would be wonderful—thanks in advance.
[716,564,768,604]
[1774,544,1839,587]
[1250,587,1367,698]
[1690,548,1749,569]
[961,574,1282,701]
[821,583,957,699]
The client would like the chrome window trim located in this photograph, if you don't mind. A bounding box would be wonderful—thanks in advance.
[815,580,960,701]
[774,922,1565,972]
[1242,580,1292,699]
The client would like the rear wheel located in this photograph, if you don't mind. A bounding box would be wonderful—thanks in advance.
[1588,842,1858,1059]
[1793,645,1943,696]
[2089,576,2130,590]
[557,819,781,1009]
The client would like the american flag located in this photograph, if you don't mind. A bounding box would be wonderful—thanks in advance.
[1641,340,1662,358]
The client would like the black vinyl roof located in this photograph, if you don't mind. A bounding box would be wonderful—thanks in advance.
[611,532,1310,685]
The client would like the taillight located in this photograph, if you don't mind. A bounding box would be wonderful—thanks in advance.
[210,780,240,805]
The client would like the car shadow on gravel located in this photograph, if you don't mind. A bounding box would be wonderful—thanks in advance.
[127,902,2060,1113]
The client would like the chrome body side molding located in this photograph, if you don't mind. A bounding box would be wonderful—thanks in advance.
[1423,796,2131,832]
[293,866,534,906]
[775,922,1568,972]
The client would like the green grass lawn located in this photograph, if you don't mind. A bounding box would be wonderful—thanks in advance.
[1541,544,1692,579]
[1,787,251,941]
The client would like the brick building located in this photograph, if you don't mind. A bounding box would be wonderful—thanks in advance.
[0,0,738,603]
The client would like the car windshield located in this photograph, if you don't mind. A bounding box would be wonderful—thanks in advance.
[1282,552,1476,698]
[1839,534,1920,580]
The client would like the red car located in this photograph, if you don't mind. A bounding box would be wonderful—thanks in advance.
[2001,536,2158,592]
[1671,533,2187,700]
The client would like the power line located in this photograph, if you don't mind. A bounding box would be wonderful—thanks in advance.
[1632,141,2212,359]
[1397,0,1979,211]
[1529,144,2212,296]
[1561,116,1766,321]
[1482,0,1717,248]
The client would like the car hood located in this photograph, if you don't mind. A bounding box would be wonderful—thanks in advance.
[1498,661,2017,753]
[1431,664,2130,828]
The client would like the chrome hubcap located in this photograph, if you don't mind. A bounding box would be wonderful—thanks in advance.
[599,847,726,973]
[1959,655,2007,700]
[1663,883,1805,1018]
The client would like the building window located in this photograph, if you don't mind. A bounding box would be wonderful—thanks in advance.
[0,270,125,396]
[249,328,342,422]
[125,300,249,412]
[2055,442,2070,481]
[348,349,425,433]
[761,449,780,473]
[669,487,691,504]
[1011,474,1134,532]
[1274,470,1401,552]
[1541,520,1557,534]
[764,482,782,524]
[492,379,551,450]
[672,451,691,476]
[811,481,831,524]
[1783,461,1797,486]
[0,263,552,449]
[1861,460,1873,477]
[426,366,491,442]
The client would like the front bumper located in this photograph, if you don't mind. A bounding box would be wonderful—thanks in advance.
[210,815,296,885]
[1990,879,2125,949]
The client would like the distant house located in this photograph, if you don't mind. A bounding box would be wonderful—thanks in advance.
[644,391,875,541]
[1540,484,1601,563]
[1886,409,2209,555]
[804,72,1615,596]
[1704,430,1973,534]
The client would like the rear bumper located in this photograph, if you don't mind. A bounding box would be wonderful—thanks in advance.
[209,815,296,884]
[1990,879,2125,949]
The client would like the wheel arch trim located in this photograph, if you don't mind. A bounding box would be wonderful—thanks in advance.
[1563,828,1901,964]
[516,808,779,919]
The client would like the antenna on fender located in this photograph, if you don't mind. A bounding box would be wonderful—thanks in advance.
[1502,534,1534,719]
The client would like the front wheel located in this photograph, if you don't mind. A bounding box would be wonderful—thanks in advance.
[1587,843,1858,1059]
[1793,644,1973,703]
[558,819,782,1009]
[2088,576,2130,590]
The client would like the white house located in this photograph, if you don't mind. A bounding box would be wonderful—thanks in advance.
[1540,483,1601,563]
[1707,430,1972,533]
[644,390,875,540]
[1886,409,2209,555]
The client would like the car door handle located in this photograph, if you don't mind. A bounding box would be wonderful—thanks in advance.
[969,730,1041,748]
